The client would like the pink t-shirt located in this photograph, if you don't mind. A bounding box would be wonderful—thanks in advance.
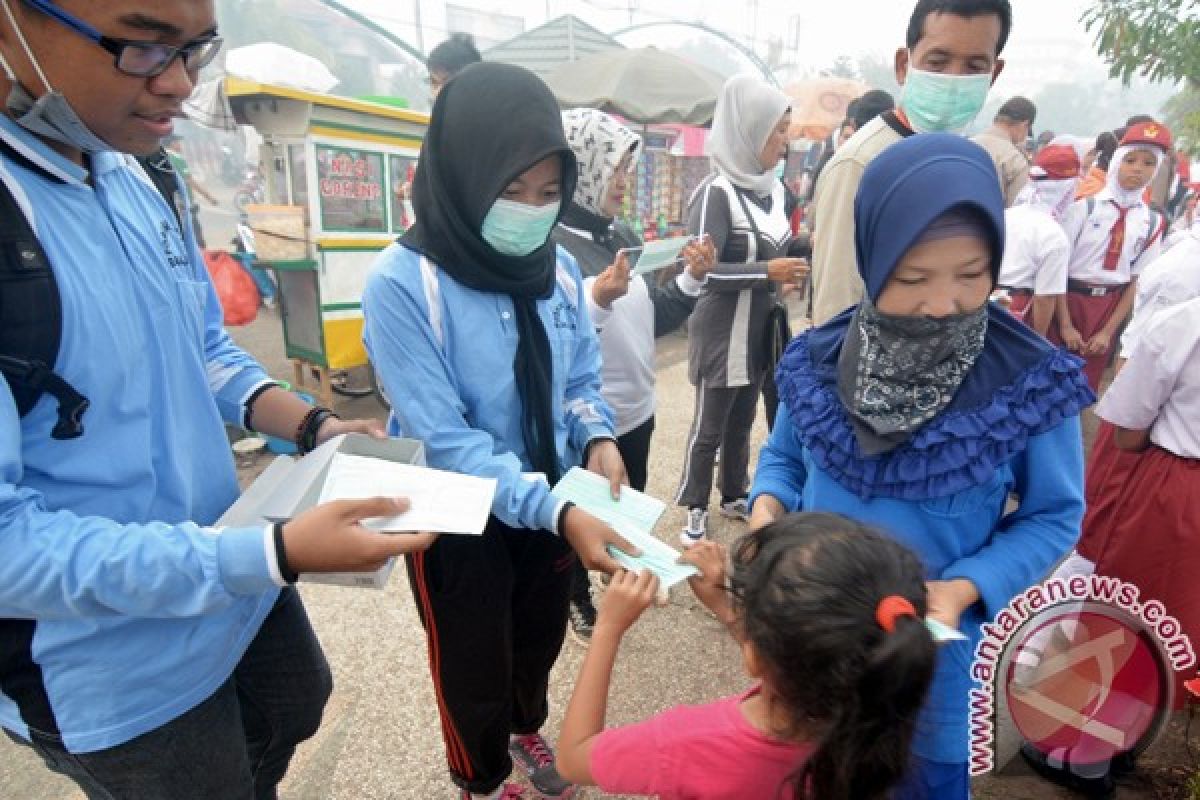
[590,687,813,799]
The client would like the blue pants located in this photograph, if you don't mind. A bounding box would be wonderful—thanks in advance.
[8,588,331,800]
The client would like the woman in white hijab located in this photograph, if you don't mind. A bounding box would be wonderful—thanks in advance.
[675,75,809,545]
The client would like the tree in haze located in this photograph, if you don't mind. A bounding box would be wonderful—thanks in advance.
[856,54,901,96]
[825,55,859,80]
[1084,0,1199,84]
[1083,0,1199,147]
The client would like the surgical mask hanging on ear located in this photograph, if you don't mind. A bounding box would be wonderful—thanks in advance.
[899,62,992,135]
[0,0,111,154]
[481,198,561,256]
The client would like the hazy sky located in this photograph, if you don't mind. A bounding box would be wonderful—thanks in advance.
[352,0,1104,70]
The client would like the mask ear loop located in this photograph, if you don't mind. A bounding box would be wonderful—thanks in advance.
[0,0,53,93]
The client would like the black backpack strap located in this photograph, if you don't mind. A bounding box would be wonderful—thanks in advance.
[0,163,88,439]
[136,148,185,230]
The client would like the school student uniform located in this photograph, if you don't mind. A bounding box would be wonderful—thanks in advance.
[1064,217,1200,581]
[997,144,1080,325]
[1052,124,1171,390]
[1081,298,1200,707]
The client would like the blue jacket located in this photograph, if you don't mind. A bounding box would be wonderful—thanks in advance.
[0,118,284,752]
[751,406,1085,763]
[362,244,614,532]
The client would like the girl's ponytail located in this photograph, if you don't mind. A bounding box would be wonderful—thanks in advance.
[795,611,937,799]
[730,513,939,800]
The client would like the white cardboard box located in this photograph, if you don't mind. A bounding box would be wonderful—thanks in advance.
[217,434,426,589]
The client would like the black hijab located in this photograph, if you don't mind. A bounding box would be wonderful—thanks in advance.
[401,63,578,484]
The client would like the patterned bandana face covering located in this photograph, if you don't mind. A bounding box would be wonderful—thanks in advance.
[837,298,989,456]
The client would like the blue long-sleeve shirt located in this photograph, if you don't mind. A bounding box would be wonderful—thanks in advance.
[750,408,1085,763]
[0,118,284,752]
[362,244,614,532]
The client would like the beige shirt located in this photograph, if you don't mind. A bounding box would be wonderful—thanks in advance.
[808,115,907,324]
[972,127,1030,208]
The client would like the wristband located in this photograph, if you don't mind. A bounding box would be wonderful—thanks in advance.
[242,381,281,432]
[295,406,339,454]
[272,521,298,584]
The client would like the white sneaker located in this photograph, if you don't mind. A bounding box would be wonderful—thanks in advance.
[680,508,708,548]
[718,497,750,521]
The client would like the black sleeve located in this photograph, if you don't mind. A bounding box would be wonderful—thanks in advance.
[644,275,697,338]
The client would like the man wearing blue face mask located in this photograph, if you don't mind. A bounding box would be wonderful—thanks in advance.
[0,2,441,798]
[808,0,1011,325]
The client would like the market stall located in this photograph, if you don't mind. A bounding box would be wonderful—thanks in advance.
[225,76,427,407]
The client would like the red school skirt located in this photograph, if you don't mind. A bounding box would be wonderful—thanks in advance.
[1084,439,1200,707]
[1047,288,1126,392]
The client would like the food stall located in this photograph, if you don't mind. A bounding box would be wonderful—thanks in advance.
[224,76,428,406]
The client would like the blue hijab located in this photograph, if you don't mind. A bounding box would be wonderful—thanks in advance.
[777,135,1094,500]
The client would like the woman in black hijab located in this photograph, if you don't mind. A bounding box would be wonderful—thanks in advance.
[363,63,635,800]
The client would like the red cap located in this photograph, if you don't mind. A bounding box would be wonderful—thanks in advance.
[1121,121,1173,152]
[1032,144,1081,180]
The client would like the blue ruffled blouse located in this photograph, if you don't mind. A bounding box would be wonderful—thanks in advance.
[749,306,1094,764]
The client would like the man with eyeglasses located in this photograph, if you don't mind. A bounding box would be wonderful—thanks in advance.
[0,2,439,798]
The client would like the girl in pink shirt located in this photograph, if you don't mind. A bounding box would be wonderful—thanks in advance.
[556,512,937,799]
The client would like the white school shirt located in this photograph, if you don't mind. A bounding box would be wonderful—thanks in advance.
[1060,193,1164,285]
[1098,298,1200,459]
[998,205,1070,295]
[1118,228,1200,358]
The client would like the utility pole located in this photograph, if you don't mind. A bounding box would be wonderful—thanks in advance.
[412,0,425,53]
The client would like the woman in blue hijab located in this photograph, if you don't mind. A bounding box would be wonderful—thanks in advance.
[747,134,1094,797]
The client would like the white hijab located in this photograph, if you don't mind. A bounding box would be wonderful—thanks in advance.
[1016,172,1079,221]
[1103,144,1165,207]
[706,75,790,195]
[561,108,642,217]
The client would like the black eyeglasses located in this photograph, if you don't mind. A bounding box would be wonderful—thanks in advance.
[23,0,223,78]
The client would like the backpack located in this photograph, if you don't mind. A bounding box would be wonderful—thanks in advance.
[0,144,183,439]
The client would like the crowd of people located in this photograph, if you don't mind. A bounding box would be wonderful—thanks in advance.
[2,0,1198,799]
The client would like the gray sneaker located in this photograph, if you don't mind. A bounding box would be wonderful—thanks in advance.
[718,497,750,521]
[680,507,708,548]
[508,733,575,798]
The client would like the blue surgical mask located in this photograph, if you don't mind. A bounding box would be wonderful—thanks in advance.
[774,160,786,180]
[900,63,992,134]
[481,198,561,256]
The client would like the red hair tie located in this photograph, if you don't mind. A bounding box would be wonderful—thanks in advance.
[876,595,918,634]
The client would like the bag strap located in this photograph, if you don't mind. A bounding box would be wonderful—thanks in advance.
[136,147,185,230]
[0,165,88,438]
